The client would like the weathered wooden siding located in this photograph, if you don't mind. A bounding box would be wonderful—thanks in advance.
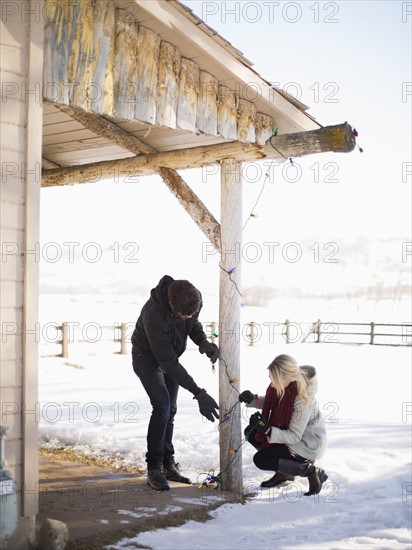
[43,0,274,142]
[196,71,218,135]
[156,42,181,128]
[0,0,43,546]
[134,25,161,125]
[113,7,139,120]
[218,85,238,140]
[176,59,199,132]
[256,113,275,146]
[238,99,257,143]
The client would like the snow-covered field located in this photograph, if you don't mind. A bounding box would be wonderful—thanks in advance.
[38,293,412,550]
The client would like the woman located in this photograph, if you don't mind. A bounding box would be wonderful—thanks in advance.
[240,354,328,495]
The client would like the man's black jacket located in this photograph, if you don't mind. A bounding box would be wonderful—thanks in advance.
[131,275,208,395]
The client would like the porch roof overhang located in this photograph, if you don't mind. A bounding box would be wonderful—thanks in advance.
[41,0,345,174]
[36,0,358,496]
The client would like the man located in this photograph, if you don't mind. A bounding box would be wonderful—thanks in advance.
[131,275,220,491]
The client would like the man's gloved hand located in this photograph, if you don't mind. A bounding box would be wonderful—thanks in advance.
[239,390,256,404]
[249,411,271,433]
[199,340,219,364]
[194,389,219,422]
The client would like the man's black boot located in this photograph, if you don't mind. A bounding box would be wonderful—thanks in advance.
[147,468,170,491]
[163,463,192,484]
[260,472,295,488]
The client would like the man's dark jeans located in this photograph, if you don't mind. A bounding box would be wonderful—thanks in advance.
[132,353,179,470]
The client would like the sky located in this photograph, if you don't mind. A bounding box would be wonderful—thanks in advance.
[39,0,412,296]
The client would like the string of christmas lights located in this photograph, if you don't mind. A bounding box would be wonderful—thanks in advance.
[201,124,363,489]
[198,355,259,490]
[218,264,243,299]
[205,140,281,489]
[352,127,364,153]
[218,356,240,427]
[220,142,280,300]
[268,131,288,160]
[242,178,266,232]
[197,429,262,489]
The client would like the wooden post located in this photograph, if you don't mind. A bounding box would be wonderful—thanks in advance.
[61,323,69,358]
[21,0,44,521]
[120,323,127,355]
[370,322,375,345]
[219,159,243,494]
[316,319,321,343]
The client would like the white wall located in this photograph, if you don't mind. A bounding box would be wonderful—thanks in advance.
[1,1,44,547]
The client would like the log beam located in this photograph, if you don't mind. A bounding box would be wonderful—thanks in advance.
[157,167,221,252]
[47,103,221,251]
[42,122,356,187]
[264,122,355,159]
[48,103,153,155]
[42,156,61,170]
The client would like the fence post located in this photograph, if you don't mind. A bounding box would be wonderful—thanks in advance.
[246,322,257,346]
[285,319,290,343]
[61,322,69,358]
[316,319,321,343]
[207,322,218,344]
[370,322,375,345]
[120,323,127,354]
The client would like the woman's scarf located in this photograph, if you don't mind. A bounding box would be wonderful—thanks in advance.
[254,382,298,447]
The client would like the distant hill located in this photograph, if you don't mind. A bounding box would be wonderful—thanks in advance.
[39,237,411,303]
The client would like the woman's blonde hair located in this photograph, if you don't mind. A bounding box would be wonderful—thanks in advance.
[268,354,310,404]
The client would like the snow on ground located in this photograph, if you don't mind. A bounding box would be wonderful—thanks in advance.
[38,315,412,550]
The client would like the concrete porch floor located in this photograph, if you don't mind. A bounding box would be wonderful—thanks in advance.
[35,454,240,549]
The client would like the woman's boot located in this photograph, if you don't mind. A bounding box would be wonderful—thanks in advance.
[277,458,328,496]
[305,466,328,496]
[260,472,295,488]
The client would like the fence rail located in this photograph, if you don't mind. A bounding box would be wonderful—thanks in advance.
[40,320,412,358]
[301,320,411,346]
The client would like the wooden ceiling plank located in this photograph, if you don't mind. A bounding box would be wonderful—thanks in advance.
[43,145,135,163]
[42,129,102,146]
[43,137,114,155]
[43,111,71,124]
[44,151,135,166]
[42,120,85,136]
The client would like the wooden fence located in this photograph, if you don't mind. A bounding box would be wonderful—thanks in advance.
[41,320,411,358]
[301,320,412,346]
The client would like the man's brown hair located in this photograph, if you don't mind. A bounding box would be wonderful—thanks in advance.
[168,280,201,316]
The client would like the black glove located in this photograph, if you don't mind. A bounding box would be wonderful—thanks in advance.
[199,341,219,364]
[194,389,219,422]
[249,412,270,433]
[239,390,256,404]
